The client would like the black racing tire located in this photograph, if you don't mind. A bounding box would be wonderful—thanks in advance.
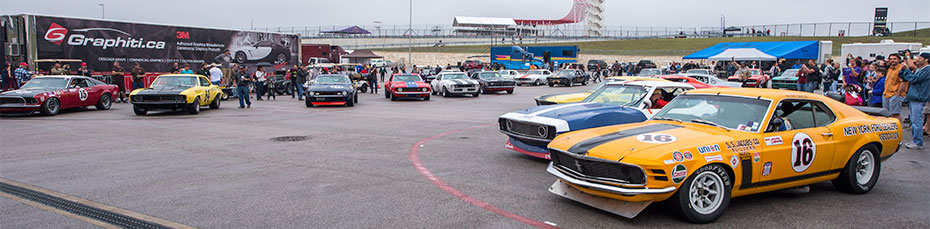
[39,97,60,116]
[566,81,573,87]
[668,164,732,224]
[95,93,112,110]
[424,95,430,101]
[188,97,201,114]
[506,89,514,94]
[832,145,881,194]
[385,90,391,98]
[305,98,313,107]
[354,94,359,104]
[347,96,355,107]
[390,92,398,101]
[359,86,368,93]
[534,79,541,86]
[473,91,480,97]
[548,82,554,87]
[235,51,247,64]
[442,87,450,97]
[133,105,147,115]
[209,96,221,109]
[221,91,229,100]
[581,78,588,85]
[479,87,486,94]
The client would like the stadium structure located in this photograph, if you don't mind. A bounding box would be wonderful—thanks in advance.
[453,0,604,37]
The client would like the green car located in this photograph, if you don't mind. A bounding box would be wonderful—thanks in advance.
[771,69,800,90]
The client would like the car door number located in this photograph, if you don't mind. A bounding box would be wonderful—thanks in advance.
[790,132,816,172]
[78,88,88,101]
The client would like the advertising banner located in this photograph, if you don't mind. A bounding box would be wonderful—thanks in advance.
[34,15,299,73]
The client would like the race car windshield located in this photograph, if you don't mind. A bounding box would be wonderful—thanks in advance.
[686,69,709,74]
[582,84,648,107]
[640,69,661,76]
[20,78,68,90]
[751,70,761,75]
[652,94,771,132]
[393,75,421,82]
[478,72,502,80]
[150,76,199,88]
[780,69,799,77]
[316,75,350,84]
[444,74,468,80]
[554,71,576,76]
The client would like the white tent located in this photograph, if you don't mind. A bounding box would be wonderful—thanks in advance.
[707,48,777,61]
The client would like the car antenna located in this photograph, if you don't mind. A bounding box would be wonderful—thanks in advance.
[757,96,762,100]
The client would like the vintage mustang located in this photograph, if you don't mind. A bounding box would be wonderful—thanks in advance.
[534,76,667,105]
[545,88,902,223]
[470,71,516,94]
[430,72,479,97]
[500,81,694,158]
[547,69,589,87]
[0,76,117,116]
[305,74,358,107]
[515,69,552,86]
[727,68,770,88]
[129,74,223,115]
[385,73,431,101]
[771,69,801,90]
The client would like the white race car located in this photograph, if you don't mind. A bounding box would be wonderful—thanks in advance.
[514,69,552,86]
[430,72,480,97]
[677,73,742,88]
[230,40,292,64]
[497,70,521,80]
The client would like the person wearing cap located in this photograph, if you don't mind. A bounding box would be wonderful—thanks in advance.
[209,63,223,85]
[235,65,252,108]
[50,62,66,75]
[214,50,232,84]
[13,62,31,89]
[130,62,145,90]
[898,52,930,149]
[77,62,91,77]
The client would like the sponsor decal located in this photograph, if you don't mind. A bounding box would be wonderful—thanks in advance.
[704,155,723,162]
[78,88,88,101]
[683,151,693,161]
[764,136,783,146]
[729,155,740,168]
[672,151,684,162]
[44,23,68,45]
[671,164,687,183]
[843,123,899,136]
[725,138,760,153]
[663,159,676,165]
[762,162,772,176]
[790,132,816,173]
[505,142,514,149]
[697,144,721,154]
[737,124,750,131]
[753,152,761,163]
[879,133,898,141]
[738,152,752,161]
[636,133,677,143]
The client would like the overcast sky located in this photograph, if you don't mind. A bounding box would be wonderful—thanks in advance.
[1,0,927,30]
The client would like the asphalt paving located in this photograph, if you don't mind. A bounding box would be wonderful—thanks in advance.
[1,84,928,228]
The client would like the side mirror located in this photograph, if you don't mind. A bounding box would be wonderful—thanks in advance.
[642,100,652,109]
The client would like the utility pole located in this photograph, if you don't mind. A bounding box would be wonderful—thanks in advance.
[408,0,413,67]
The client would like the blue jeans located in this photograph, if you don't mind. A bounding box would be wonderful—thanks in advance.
[237,86,251,107]
[292,81,304,99]
[254,82,264,99]
[909,101,925,146]
[797,82,805,92]
[829,81,839,93]
[133,82,144,90]
[806,82,818,93]
[211,80,220,85]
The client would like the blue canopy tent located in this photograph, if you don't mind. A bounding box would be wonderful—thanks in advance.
[683,41,819,60]
[321,26,372,35]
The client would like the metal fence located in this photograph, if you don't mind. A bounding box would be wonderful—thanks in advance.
[255,21,929,39]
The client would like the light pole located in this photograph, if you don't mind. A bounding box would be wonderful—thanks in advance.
[408,0,412,67]
[98,4,105,19]
[373,21,382,37]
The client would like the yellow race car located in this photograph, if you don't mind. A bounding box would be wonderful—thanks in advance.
[129,74,223,115]
[546,88,902,223]
[534,76,667,105]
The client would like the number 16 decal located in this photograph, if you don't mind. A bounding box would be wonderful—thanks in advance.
[791,132,816,172]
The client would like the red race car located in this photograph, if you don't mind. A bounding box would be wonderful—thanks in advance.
[727,68,770,88]
[0,76,118,116]
[656,75,720,89]
[384,73,431,101]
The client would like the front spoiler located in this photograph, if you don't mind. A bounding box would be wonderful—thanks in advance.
[547,163,676,195]
[548,180,652,218]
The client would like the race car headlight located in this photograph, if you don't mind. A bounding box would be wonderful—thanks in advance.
[177,95,186,102]
[133,96,142,102]
[339,91,346,96]
[314,92,321,96]
[421,88,428,92]
[25,98,39,104]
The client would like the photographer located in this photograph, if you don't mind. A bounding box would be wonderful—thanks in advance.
[898,51,930,149]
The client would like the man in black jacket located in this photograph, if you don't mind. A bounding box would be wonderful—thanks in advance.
[803,60,822,93]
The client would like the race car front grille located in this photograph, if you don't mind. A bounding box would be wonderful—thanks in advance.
[550,149,646,185]
[0,97,25,104]
[499,118,555,140]
[314,91,343,96]
[398,87,426,92]
[138,95,184,102]
[773,80,794,84]
[488,82,515,86]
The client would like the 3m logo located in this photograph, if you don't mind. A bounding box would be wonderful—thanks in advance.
[45,23,69,45]
[176,31,190,39]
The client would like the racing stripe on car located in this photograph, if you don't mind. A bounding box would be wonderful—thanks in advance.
[405,82,418,88]
[565,124,681,154]
[528,102,594,116]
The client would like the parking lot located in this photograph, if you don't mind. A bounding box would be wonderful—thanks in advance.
[1,85,928,228]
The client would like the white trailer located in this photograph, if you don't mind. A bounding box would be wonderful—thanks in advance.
[841,40,923,61]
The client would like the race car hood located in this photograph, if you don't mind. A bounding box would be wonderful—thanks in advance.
[308,83,353,92]
[502,102,647,132]
[519,74,543,79]
[535,92,591,104]
[445,79,478,86]
[134,86,192,95]
[390,81,429,88]
[550,121,746,162]
[772,75,799,81]
[0,88,60,97]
